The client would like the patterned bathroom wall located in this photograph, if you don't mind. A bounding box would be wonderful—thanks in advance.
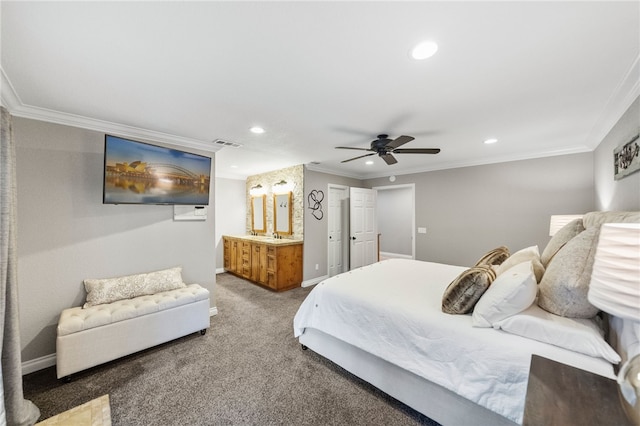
[246,164,304,239]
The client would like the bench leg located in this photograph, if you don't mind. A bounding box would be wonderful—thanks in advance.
[200,329,207,336]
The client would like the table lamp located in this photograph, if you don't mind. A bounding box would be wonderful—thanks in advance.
[588,222,640,423]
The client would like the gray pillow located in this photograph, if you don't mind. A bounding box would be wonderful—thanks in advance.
[540,219,584,267]
[442,266,496,314]
[583,211,640,229]
[537,228,599,318]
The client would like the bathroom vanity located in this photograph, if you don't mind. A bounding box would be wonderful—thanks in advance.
[223,235,303,291]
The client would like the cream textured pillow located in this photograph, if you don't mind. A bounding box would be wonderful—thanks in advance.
[442,266,496,314]
[84,267,185,308]
[474,246,510,267]
[493,304,621,363]
[472,261,537,328]
[540,218,584,267]
[537,228,599,318]
[493,245,545,283]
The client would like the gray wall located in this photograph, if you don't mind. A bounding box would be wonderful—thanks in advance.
[15,117,216,362]
[214,177,246,272]
[364,153,595,267]
[302,168,363,283]
[594,96,640,211]
[376,186,413,256]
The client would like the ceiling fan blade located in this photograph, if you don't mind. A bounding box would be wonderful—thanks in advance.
[335,146,372,151]
[393,148,441,154]
[381,153,398,165]
[341,153,376,163]
[386,135,415,150]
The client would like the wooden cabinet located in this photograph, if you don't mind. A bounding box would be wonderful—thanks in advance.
[222,236,303,291]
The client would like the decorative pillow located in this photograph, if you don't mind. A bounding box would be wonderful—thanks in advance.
[493,304,621,363]
[582,211,640,230]
[537,228,599,318]
[493,245,545,283]
[442,266,496,314]
[84,267,185,308]
[540,218,584,267]
[472,261,537,328]
[474,246,510,267]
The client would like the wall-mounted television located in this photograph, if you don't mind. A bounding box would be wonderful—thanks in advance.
[103,135,211,205]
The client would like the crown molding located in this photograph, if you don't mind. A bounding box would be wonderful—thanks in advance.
[584,53,640,150]
[0,67,221,154]
[359,145,593,180]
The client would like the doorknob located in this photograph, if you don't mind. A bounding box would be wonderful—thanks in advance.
[351,236,356,240]
[329,236,332,239]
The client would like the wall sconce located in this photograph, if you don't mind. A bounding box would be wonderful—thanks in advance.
[272,179,293,194]
[249,184,265,196]
[549,214,583,236]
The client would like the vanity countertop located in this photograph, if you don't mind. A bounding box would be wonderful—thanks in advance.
[225,235,303,247]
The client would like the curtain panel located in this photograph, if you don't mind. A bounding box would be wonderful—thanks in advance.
[1,107,40,425]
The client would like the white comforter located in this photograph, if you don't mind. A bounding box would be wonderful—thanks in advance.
[293,259,614,424]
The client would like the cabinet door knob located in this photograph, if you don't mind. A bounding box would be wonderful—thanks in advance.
[351,236,356,240]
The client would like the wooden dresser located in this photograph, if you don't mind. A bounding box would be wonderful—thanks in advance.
[222,235,303,291]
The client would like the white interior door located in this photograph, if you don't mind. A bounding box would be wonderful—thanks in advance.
[328,185,349,277]
[349,187,377,269]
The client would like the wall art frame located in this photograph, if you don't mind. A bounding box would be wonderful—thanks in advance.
[614,134,640,180]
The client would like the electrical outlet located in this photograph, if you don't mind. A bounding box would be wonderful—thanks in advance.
[418,227,427,234]
[315,264,319,270]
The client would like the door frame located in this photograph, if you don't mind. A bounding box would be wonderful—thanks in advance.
[327,184,350,277]
[372,183,416,260]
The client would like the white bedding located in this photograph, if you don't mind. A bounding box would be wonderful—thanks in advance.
[293,259,615,424]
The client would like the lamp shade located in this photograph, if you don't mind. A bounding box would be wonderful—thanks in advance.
[588,223,640,321]
[549,214,583,236]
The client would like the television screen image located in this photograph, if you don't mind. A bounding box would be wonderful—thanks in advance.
[103,135,211,205]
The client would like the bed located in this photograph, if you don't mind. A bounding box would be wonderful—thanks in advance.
[294,211,639,425]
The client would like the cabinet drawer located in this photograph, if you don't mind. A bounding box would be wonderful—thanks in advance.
[267,255,276,271]
[266,271,276,289]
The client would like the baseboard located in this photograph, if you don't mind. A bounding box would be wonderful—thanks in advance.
[301,275,328,288]
[210,307,218,316]
[380,251,413,260]
[215,267,225,274]
[22,353,56,376]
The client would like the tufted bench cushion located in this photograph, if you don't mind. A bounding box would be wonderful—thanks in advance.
[58,284,209,337]
[56,282,210,379]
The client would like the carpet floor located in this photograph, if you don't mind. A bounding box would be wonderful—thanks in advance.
[23,273,440,425]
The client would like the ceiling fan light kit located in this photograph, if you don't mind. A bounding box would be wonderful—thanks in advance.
[336,134,440,165]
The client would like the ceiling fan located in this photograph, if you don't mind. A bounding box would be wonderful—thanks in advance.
[336,134,440,165]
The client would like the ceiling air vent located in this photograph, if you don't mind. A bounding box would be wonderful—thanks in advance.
[213,139,243,148]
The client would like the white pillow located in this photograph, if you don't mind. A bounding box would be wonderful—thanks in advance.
[84,266,185,308]
[493,304,621,363]
[493,245,545,282]
[472,261,537,327]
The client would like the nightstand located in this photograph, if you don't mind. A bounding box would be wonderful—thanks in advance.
[523,355,632,425]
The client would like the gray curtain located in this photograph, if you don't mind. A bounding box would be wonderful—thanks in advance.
[0,107,40,425]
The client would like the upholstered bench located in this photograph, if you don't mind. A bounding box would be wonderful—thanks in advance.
[56,267,210,379]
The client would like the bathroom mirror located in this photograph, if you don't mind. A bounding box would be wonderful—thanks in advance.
[274,192,292,235]
[251,195,266,233]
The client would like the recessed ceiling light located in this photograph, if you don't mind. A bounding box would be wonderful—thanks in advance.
[250,126,265,134]
[411,40,438,60]
[365,161,374,165]
[484,138,498,144]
